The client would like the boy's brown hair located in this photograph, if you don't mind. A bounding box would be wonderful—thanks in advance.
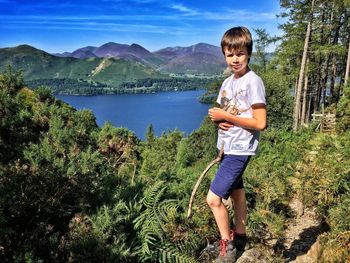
[221,26,253,56]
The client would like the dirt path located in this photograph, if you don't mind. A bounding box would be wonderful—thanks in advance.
[235,197,327,263]
[199,197,327,262]
[282,197,326,262]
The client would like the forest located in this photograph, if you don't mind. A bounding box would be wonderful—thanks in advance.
[25,77,214,95]
[1,0,350,262]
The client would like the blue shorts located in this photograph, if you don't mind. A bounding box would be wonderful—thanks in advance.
[210,154,251,199]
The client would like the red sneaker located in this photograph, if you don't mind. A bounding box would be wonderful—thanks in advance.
[216,239,236,263]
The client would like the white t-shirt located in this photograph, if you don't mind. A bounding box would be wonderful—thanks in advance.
[216,70,266,155]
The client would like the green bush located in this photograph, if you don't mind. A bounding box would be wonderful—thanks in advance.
[336,85,350,133]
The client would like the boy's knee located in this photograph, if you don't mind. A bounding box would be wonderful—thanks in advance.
[206,191,222,208]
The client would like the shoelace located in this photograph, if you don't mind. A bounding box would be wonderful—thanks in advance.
[219,239,228,256]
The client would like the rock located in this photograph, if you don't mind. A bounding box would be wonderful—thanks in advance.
[236,248,270,263]
[291,239,323,263]
[289,197,304,218]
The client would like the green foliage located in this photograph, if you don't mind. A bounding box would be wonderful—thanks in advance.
[133,181,198,262]
[328,197,350,234]
[185,116,218,163]
[244,129,312,239]
[1,58,350,262]
[253,28,278,73]
[320,231,350,262]
[297,132,350,216]
[0,69,40,163]
[261,70,294,130]
[140,129,183,180]
[285,130,350,261]
[33,86,55,103]
[146,124,155,144]
[336,85,350,133]
[198,78,223,104]
[175,117,217,170]
[0,66,145,260]
[0,66,24,95]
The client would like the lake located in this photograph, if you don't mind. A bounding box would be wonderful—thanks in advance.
[56,90,211,139]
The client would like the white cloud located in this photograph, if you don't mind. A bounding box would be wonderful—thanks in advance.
[0,19,191,34]
[0,8,276,23]
[203,9,276,21]
[170,3,199,16]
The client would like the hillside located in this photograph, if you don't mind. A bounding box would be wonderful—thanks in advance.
[0,45,164,87]
[55,42,227,74]
[0,43,275,95]
[56,42,166,67]
[1,68,349,262]
[155,43,222,59]
[158,52,226,75]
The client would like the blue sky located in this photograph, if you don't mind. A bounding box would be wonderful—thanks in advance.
[0,0,282,53]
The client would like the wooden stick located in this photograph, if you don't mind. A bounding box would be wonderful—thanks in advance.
[187,144,224,218]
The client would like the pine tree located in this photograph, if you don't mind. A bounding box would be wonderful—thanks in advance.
[293,0,315,130]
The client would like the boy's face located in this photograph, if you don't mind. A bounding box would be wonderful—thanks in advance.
[224,47,250,78]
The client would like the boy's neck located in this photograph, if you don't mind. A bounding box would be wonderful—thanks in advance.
[233,67,250,79]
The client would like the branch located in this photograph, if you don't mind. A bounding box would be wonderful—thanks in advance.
[187,144,224,218]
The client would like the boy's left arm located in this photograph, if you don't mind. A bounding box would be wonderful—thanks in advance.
[208,103,267,131]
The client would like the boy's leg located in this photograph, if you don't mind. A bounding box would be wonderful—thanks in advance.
[230,188,247,234]
[208,154,250,240]
[230,188,248,252]
[206,190,231,240]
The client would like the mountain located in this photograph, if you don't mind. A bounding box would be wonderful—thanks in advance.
[56,42,165,67]
[155,43,225,74]
[54,42,226,74]
[55,46,98,58]
[0,45,162,86]
[154,43,222,59]
[93,42,129,57]
[158,52,226,74]
[71,46,98,58]
[1,43,272,81]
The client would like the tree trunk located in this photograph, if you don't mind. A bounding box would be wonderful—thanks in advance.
[307,90,313,124]
[293,0,315,131]
[321,55,330,110]
[329,9,342,102]
[330,56,337,103]
[345,37,350,87]
[301,58,309,125]
[320,5,330,112]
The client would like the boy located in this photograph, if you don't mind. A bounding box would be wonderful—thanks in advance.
[207,27,267,262]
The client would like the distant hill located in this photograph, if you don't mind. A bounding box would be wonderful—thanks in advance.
[154,42,222,59]
[154,43,225,74]
[56,42,165,68]
[158,52,226,74]
[54,42,227,74]
[0,43,274,85]
[0,43,274,94]
[0,45,163,86]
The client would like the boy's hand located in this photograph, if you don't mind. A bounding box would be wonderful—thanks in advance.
[218,121,233,131]
[208,107,228,122]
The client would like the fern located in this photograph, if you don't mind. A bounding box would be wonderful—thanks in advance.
[158,243,197,263]
[157,199,178,222]
[133,182,198,262]
[134,182,167,259]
